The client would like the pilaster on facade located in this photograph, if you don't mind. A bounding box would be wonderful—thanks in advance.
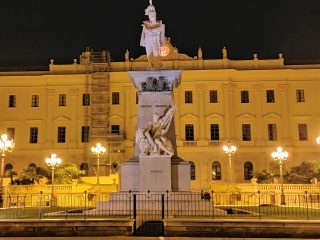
[278,84,291,146]
[44,89,55,149]
[69,88,79,148]
[123,87,132,141]
[222,83,235,141]
[253,84,264,146]
[173,89,181,142]
[197,84,207,145]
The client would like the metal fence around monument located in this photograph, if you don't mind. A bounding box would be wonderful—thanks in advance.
[0,191,319,220]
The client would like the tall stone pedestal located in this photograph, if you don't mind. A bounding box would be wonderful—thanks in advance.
[120,70,191,193]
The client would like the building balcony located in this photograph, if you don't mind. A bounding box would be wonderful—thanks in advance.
[183,141,197,147]
[208,141,221,146]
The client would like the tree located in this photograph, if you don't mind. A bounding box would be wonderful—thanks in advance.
[10,166,49,185]
[54,164,85,184]
[36,166,49,179]
[5,168,17,185]
[254,161,279,183]
[12,167,38,185]
[284,161,320,184]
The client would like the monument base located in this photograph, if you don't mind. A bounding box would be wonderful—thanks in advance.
[139,155,172,192]
[120,156,191,192]
[120,157,140,192]
[171,158,191,192]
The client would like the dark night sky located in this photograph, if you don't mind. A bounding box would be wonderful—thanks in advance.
[1,0,320,67]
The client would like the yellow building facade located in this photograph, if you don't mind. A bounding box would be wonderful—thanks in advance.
[0,44,319,192]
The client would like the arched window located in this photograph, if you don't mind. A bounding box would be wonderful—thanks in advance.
[28,163,37,169]
[212,161,221,180]
[80,163,89,176]
[4,163,13,177]
[244,161,253,180]
[189,161,195,180]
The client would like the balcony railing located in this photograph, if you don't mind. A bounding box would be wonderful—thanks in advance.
[183,141,197,147]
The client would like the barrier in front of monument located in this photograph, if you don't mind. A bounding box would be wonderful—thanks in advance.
[0,191,319,220]
[132,193,165,236]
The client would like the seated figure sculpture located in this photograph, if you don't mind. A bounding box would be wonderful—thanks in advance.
[136,106,175,156]
[140,0,165,68]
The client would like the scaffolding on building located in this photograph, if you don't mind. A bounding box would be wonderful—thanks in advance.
[82,48,124,177]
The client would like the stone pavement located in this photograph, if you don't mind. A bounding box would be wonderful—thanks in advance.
[0,237,318,240]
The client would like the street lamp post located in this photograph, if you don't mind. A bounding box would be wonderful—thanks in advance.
[271,146,288,205]
[45,153,62,207]
[222,143,237,183]
[0,133,14,206]
[91,143,106,185]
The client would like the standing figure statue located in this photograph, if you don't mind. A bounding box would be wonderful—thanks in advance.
[140,0,165,69]
[136,105,175,156]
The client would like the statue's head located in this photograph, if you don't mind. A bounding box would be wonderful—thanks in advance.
[148,11,157,22]
[153,113,160,123]
[145,1,156,21]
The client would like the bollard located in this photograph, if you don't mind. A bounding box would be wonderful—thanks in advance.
[39,191,43,219]
[84,191,87,220]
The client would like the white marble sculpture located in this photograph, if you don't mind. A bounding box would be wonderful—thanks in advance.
[140,0,165,68]
[136,105,175,156]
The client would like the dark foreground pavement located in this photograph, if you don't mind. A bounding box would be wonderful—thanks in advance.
[0,238,319,240]
[0,218,320,238]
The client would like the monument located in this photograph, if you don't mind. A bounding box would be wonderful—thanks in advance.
[140,0,165,68]
[120,0,190,193]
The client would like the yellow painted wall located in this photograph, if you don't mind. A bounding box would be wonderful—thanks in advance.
[0,52,319,192]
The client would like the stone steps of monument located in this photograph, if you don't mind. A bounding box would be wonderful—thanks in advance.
[108,192,205,201]
[95,193,227,216]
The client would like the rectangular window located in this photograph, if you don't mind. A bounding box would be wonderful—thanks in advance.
[111,125,120,135]
[266,90,275,103]
[210,124,220,140]
[59,94,66,106]
[112,92,120,104]
[185,91,193,103]
[8,95,16,107]
[241,90,249,103]
[57,126,66,143]
[185,124,194,141]
[298,123,308,141]
[81,126,89,143]
[209,90,218,103]
[296,89,305,102]
[29,127,38,144]
[268,124,277,141]
[242,124,251,141]
[7,128,15,140]
[82,93,90,106]
[31,95,39,107]
[136,92,138,104]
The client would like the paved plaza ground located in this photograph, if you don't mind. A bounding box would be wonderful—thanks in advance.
[0,238,318,240]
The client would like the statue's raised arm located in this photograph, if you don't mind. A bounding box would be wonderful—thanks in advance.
[159,105,176,134]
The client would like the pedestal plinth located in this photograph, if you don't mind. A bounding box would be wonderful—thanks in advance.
[139,155,172,192]
[120,158,140,192]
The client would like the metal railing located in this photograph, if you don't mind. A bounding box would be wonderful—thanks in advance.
[0,191,319,220]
